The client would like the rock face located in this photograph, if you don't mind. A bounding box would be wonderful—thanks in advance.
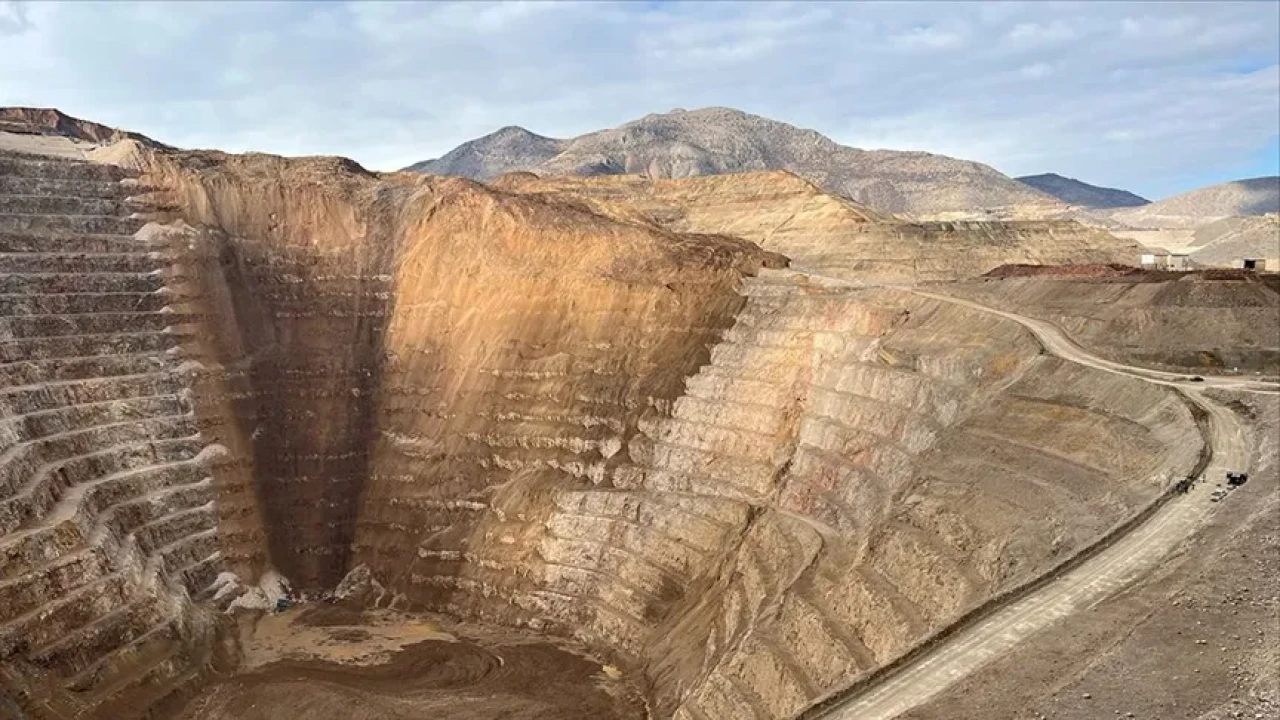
[0,108,164,148]
[1016,173,1149,210]
[1,137,1208,720]
[405,107,1064,217]
[1110,177,1280,229]
[620,274,1202,718]
[129,146,779,596]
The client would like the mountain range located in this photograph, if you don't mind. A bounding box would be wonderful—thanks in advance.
[405,107,1277,230]
[404,107,1062,218]
[8,105,1273,234]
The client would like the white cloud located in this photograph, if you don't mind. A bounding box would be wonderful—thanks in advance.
[0,0,1274,199]
[0,0,31,34]
[1120,14,1200,39]
[1018,62,1056,79]
[1007,20,1076,46]
[891,25,968,51]
[1105,130,1138,142]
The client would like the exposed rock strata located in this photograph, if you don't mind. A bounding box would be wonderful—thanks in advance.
[536,271,1201,718]
[123,147,778,600]
[1,141,1204,719]
[0,108,165,148]
[0,150,227,718]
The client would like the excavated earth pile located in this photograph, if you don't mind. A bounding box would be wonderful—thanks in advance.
[0,141,1213,720]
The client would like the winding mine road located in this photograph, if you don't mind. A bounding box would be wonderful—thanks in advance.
[909,288,1279,395]
[804,278,1274,720]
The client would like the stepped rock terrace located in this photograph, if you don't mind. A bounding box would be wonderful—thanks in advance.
[0,142,1217,719]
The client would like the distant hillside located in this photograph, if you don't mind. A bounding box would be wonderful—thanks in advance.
[1187,214,1280,266]
[403,126,565,181]
[1111,176,1280,229]
[493,169,1140,283]
[404,107,1063,217]
[1016,173,1149,210]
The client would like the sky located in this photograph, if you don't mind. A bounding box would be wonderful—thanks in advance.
[1,0,1277,200]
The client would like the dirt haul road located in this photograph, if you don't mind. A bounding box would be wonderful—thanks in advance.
[909,288,1279,395]
[804,279,1272,720]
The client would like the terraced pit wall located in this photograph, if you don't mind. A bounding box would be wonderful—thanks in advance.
[129,147,777,600]
[589,276,1203,718]
[1,144,1207,719]
[0,151,233,718]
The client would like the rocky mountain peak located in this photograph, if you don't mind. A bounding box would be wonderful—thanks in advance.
[404,106,1063,217]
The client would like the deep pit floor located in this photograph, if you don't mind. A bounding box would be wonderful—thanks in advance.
[172,606,647,720]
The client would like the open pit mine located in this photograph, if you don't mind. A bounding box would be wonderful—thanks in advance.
[0,115,1276,720]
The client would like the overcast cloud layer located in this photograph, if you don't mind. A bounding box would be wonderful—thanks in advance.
[1,0,1277,198]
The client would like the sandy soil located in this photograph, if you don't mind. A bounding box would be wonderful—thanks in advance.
[172,606,647,720]
[234,606,456,669]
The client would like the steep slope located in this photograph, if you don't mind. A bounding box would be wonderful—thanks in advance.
[1015,173,1148,210]
[120,145,781,596]
[0,120,1216,720]
[1111,177,1280,229]
[493,171,1141,284]
[403,107,1064,217]
[0,150,231,718]
[0,138,781,718]
[895,392,1278,720]
[594,271,1203,718]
